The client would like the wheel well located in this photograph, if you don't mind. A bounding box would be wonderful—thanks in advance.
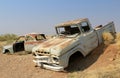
[65,51,84,70]
[68,51,84,64]
[4,49,10,54]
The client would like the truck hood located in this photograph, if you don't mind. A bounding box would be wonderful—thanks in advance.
[33,37,75,56]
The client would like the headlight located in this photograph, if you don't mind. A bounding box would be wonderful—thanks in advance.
[53,57,59,62]
[52,57,59,64]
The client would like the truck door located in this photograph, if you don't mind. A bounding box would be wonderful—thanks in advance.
[24,35,37,52]
[13,36,25,52]
[25,34,45,52]
[80,22,98,54]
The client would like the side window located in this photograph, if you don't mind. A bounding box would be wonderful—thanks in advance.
[26,36,34,41]
[81,22,90,32]
[59,27,70,35]
[70,25,80,34]
[36,35,45,40]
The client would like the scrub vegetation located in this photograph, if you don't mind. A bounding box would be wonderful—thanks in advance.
[0,34,18,41]
[0,34,18,52]
[102,32,115,45]
[0,34,18,45]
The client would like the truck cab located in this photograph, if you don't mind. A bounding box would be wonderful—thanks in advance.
[32,18,115,71]
[54,18,98,55]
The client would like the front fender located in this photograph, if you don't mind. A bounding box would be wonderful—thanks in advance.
[59,46,85,68]
[2,45,14,54]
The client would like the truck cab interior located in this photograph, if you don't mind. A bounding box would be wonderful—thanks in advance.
[56,25,81,36]
[13,36,25,52]
[13,41,25,52]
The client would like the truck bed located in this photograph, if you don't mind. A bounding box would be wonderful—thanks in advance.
[95,22,116,44]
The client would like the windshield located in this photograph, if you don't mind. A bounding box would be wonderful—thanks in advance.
[56,25,80,37]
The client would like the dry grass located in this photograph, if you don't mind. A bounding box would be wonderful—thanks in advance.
[116,42,120,50]
[14,51,31,55]
[115,33,120,42]
[0,34,18,41]
[68,64,120,78]
[102,32,114,45]
[0,34,17,50]
[115,33,120,50]
[0,34,18,53]
[0,41,7,52]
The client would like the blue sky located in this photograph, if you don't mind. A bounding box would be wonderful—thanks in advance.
[0,0,120,35]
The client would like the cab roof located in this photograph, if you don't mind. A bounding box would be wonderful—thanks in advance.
[55,18,88,27]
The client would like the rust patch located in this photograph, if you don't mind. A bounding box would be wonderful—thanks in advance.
[56,18,88,27]
[39,38,72,49]
[58,39,73,49]
[25,40,46,45]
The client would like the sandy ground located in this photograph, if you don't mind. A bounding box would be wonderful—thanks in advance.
[0,53,67,78]
[0,44,120,78]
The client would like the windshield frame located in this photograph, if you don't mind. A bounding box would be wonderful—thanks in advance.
[55,24,81,37]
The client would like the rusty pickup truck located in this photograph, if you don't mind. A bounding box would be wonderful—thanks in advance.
[32,18,116,71]
[2,33,46,54]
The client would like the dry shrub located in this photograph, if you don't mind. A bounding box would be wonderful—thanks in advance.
[115,33,120,50]
[0,34,18,41]
[115,33,120,42]
[0,41,7,52]
[14,51,31,55]
[102,32,114,45]
[116,41,120,50]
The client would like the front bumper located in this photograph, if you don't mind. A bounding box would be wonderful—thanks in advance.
[33,56,64,71]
